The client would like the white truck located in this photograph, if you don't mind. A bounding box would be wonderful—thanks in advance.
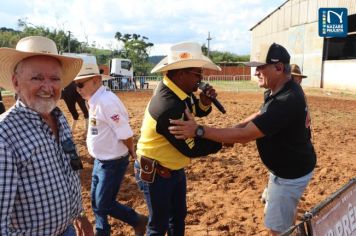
[109,58,135,90]
[110,58,133,78]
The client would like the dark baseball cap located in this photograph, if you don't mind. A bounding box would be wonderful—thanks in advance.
[245,43,290,67]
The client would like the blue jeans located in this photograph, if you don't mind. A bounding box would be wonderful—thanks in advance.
[91,155,140,235]
[134,160,187,236]
[264,171,313,232]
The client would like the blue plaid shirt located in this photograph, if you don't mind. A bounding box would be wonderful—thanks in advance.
[0,100,83,236]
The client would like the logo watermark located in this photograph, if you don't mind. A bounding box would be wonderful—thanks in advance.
[319,8,348,37]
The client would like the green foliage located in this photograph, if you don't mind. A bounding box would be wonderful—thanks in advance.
[18,19,86,53]
[202,43,250,63]
[209,50,249,63]
[0,30,20,47]
[87,48,113,65]
[114,32,154,75]
[0,20,250,74]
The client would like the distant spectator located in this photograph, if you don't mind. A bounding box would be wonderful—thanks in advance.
[61,81,89,131]
[291,64,307,85]
[139,73,148,89]
[132,72,138,90]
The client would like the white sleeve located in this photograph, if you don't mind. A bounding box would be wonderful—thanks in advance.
[99,99,133,140]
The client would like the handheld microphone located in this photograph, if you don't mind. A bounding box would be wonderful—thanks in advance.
[198,82,226,114]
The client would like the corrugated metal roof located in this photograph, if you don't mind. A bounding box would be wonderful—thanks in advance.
[250,0,356,31]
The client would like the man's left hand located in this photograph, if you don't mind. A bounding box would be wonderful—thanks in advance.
[74,215,94,236]
[199,84,217,106]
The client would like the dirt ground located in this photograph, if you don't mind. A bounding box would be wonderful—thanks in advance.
[2,89,356,235]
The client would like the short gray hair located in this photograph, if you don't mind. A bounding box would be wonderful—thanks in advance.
[283,63,291,74]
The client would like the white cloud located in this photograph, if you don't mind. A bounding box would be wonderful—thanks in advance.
[1,0,286,55]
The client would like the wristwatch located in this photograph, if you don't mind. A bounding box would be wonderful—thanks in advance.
[195,125,205,138]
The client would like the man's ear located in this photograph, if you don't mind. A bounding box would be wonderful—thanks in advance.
[12,75,19,89]
[275,63,285,73]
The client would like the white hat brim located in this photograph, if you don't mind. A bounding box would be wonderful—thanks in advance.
[151,56,221,73]
[0,48,83,92]
[74,73,100,82]
[74,74,111,82]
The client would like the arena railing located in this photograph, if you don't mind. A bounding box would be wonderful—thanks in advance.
[104,75,262,92]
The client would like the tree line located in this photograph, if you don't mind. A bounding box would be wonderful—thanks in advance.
[0,19,249,76]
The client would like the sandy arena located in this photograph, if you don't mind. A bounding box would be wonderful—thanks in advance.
[2,89,355,235]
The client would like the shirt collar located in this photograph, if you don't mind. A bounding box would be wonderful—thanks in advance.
[163,76,189,101]
[267,79,293,99]
[88,85,106,107]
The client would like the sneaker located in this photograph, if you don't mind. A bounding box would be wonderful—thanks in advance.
[134,214,148,236]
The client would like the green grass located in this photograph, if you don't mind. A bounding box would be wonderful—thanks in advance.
[207,80,263,92]
[144,77,263,92]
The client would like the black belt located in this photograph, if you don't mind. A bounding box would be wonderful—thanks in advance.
[97,152,129,162]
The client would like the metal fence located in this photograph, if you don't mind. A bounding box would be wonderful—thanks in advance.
[104,75,261,92]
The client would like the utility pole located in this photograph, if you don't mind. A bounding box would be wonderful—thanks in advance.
[68,31,71,53]
[207,31,212,58]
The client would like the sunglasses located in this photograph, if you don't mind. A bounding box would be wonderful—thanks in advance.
[62,139,83,171]
[188,71,203,77]
[75,79,92,89]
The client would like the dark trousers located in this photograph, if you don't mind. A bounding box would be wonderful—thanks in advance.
[135,160,187,236]
[62,95,88,120]
[0,103,5,115]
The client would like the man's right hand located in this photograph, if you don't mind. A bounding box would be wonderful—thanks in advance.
[169,109,198,139]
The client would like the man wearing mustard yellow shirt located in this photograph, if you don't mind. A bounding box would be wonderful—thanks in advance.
[135,42,223,235]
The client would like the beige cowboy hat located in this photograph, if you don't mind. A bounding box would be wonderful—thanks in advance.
[74,57,111,82]
[291,64,307,78]
[151,42,221,73]
[0,36,83,91]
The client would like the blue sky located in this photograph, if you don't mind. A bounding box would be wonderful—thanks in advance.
[0,0,286,56]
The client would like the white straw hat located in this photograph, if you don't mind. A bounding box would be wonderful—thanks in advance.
[73,55,111,81]
[151,42,221,73]
[0,36,83,91]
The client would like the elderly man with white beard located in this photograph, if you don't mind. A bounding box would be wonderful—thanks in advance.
[0,36,93,236]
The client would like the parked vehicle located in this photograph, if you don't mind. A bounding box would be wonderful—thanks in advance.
[110,58,136,90]
[110,58,133,78]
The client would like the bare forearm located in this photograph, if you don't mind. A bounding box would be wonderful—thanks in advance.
[122,137,136,158]
[169,110,264,143]
[204,126,252,144]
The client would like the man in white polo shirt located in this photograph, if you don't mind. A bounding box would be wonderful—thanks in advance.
[74,61,147,236]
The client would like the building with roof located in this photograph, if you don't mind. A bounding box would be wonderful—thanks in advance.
[250,0,356,91]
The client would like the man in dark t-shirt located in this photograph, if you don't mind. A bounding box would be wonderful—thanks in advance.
[169,43,316,235]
